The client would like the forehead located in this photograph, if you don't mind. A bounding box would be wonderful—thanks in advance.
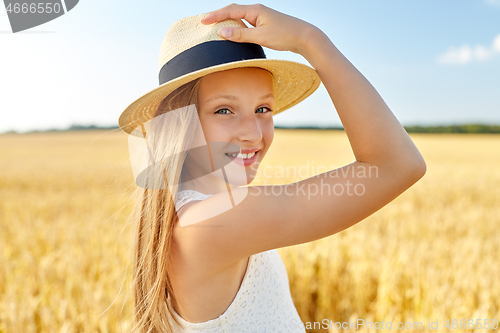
[198,67,274,96]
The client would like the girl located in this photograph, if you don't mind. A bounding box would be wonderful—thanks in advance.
[118,4,426,332]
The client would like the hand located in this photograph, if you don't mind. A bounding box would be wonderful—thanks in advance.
[200,3,320,55]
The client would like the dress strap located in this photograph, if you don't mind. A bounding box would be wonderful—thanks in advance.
[175,189,213,211]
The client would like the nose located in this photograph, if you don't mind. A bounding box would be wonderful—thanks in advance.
[235,111,263,144]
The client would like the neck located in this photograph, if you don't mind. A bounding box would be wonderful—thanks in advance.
[179,169,240,196]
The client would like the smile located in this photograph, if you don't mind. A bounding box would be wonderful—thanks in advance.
[224,151,257,159]
[224,150,259,167]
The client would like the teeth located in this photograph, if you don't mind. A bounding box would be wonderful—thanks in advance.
[225,151,257,159]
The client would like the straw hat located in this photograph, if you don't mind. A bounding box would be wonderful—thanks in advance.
[118,13,321,135]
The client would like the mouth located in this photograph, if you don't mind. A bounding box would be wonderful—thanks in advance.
[224,150,259,166]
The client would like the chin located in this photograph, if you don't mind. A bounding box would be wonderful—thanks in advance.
[245,172,258,185]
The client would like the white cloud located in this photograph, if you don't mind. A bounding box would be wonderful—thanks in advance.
[485,0,500,6]
[493,34,500,52]
[437,33,500,65]
[437,45,472,65]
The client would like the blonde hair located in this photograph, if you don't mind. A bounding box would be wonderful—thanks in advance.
[129,67,275,332]
[130,78,201,333]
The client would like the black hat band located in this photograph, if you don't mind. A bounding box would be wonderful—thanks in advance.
[158,40,267,85]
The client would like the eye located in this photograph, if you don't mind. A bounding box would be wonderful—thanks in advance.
[256,107,272,114]
[214,108,232,115]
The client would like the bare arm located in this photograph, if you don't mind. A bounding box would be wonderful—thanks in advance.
[299,27,425,169]
[178,4,426,273]
[202,3,425,171]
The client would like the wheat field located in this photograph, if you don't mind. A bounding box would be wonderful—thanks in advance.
[0,129,499,333]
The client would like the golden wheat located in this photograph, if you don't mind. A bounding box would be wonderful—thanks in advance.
[0,129,498,333]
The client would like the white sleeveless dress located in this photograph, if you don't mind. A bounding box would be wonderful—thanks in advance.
[165,189,306,333]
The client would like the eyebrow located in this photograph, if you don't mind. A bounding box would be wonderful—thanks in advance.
[204,93,274,104]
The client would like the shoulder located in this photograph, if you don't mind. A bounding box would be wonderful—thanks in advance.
[172,186,257,271]
[176,186,255,227]
[172,184,295,271]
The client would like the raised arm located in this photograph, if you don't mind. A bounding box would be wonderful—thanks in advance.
[299,27,425,172]
[202,3,425,172]
[179,4,426,272]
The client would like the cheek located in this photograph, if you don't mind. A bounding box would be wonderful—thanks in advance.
[261,119,274,146]
[201,118,232,143]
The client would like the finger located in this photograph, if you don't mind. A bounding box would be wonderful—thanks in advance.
[200,3,261,27]
[217,26,262,44]
[201,4,253,25]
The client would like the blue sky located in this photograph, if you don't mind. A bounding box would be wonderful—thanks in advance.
[1,0,499,133]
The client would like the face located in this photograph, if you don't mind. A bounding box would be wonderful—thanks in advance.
[195,67,275,185]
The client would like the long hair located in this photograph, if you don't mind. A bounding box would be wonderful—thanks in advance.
[130,78,202,333]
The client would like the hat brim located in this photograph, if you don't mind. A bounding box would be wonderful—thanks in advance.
[118,59,321,135]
